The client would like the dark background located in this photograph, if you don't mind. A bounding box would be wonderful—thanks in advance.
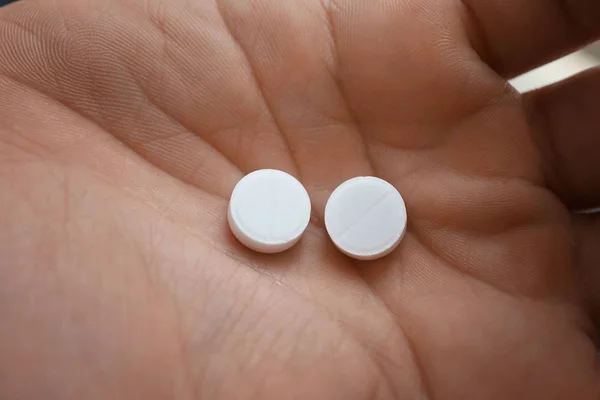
[0,0,17,6]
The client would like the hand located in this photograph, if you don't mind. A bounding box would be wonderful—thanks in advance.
[1,0,599,398]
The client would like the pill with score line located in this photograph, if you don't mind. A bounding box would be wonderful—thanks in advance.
[324,176,407,260]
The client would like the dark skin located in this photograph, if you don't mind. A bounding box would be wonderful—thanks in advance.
[1,0,600,398]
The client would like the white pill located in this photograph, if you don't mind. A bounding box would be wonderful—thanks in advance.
[325,177,407,260]
[228,169,311,254]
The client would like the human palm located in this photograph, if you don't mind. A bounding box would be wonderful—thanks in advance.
[1,0,599,398]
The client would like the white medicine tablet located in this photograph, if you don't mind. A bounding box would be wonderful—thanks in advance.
[325,177,407,261]
[228,169,311,254]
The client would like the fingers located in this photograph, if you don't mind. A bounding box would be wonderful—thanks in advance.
[463,0,600,77]
[524,67,600,210]
[214,0,376,215]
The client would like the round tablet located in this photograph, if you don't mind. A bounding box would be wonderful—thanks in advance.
[325,177,407,260]
[228,169,311,254]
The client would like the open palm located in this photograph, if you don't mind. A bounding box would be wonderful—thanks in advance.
[1,0,599,398]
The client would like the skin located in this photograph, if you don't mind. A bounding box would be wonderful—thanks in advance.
[0,0,600,398]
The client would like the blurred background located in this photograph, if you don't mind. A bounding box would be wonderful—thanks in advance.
[510,42,600,92]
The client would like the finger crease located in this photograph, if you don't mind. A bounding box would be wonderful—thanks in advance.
[214,0,302,181]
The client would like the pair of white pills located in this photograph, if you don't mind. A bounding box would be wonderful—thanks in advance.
[228,169,407,260]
